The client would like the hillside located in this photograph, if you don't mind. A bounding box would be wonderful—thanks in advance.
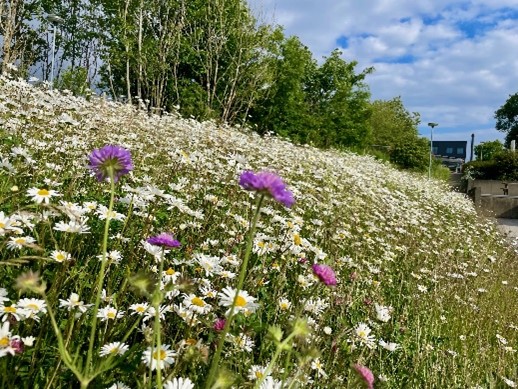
[0,76,517,388]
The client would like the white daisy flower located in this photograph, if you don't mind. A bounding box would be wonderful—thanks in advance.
[50,250,72,263]
[129,302,150,316]
[379,338,400,351]
[163,377,195,389]
[0,321,15,357]
[26,187,60,204]
[97,306,124,321]
[17,298,46,321]
[182,294,212,315]
[141,344,177,371]
[99,341,129,357]
[218,287,259,315]
[374,304,392,322]
[7,236,36,250]
[0,304,27,322]
[248,365,268,380]
[355,322,376,349]
[59,293,92,313]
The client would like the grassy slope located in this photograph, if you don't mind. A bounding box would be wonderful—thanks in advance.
[1,76,518,388]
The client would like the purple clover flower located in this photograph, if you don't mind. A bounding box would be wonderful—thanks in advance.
[213,318,226,332]
[146,233,181,248]
[312,263,337,286]
[238,170,295,208]
[88,145,133,183]
[352,364,375,389]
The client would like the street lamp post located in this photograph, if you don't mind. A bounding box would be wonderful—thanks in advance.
[46,14,64,90]
[428,122,438,179]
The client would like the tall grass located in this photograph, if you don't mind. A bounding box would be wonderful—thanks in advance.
[0,75,517,388]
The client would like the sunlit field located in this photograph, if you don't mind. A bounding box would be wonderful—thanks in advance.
[1,76,518,389]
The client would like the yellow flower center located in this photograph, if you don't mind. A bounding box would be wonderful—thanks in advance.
[136,306,146,313]
[191,297,205,307]
[185,338,197,346]
[255,371,264,379]
[165,268,175,276]
[27,304,39,311]
[152,349,166,360]
[56,253,65,261]
[15,238,25,245]
[293,234,302,246]
[0,222,5,229]
[107,311,116,319]
[110,347,119,354]
[37,189,50,196]
[235,296,247,307]
[358,330,367,338]
[0,337,9,347]
[280,303,289,310]
[4,306,16,313]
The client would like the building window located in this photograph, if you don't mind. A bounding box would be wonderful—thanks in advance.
[432,147,439,154]
[446,147,453,154]
[457,147,464,155]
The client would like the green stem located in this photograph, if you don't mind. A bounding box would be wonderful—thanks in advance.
[85,171,116,378]
[153,249,166,388]
[205,195,264,389]
[43,294,85,384]
[254,331,298,389]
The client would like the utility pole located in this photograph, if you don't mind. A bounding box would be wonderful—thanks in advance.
[46,14,64,90]
[428,122,438,179]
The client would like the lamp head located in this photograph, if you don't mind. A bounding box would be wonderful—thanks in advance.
[428,122,438,128]
[46,14,64,25]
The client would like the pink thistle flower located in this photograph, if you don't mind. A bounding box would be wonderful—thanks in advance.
[352,364,375,389]
[312,263,337,286]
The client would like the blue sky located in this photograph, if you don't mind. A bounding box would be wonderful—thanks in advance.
[246,0,518,148]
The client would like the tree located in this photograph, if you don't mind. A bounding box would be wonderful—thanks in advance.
[367,96,420,148]
[495,92,518,147]
[474,140,504,161]
[305,49,373,148]
[390,137,430,171]
[0,0,42,75]
[250,35,315,142]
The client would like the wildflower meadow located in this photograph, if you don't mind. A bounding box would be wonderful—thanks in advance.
[1,75,518,388]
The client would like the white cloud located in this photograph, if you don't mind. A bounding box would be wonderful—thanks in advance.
[247,0,518,143]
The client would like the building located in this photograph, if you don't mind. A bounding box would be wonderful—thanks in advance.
[432,141,467,159]
[432,140,467,172]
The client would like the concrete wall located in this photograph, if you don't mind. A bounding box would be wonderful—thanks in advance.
[466,179,508,195]
[467,180,518,218]
[480,196,518,218]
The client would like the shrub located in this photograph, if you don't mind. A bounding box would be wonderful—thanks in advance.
[462,150,518,180]
[494,150,518,180]
[389,138,429,171]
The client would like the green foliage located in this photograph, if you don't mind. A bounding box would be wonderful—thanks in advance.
[474,139,504,161]
[251,45,373,149]
[493,150,518,180]
[462,150,518,180]
[367,96,420,148]
[495,92,518,146]
[389,138,430,171]
[431,161,451,181]
[56,66,90,97]
[462,160,499,180]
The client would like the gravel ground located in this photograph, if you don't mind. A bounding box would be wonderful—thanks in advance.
[497,219,518,239]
